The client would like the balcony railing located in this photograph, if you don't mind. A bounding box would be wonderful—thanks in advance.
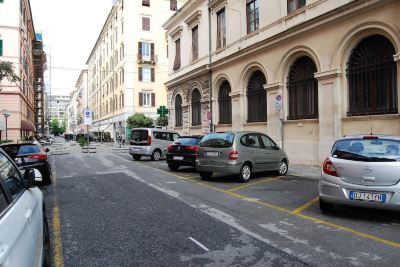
[137,54,157,64]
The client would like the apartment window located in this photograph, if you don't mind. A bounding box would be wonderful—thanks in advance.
[246,0,259,34]
[217,9,226,49]
[191,26,199,61]
[173,39,181,70]
[247,71,266,122]
[287,56,318,120]
[191,89,202,126]
[347,35,397,116]
[139,92,155,107]
[287,0,306,14]
[142,17,150,31]
[170,0,177,11]
[142,0,150,7]
[138,42,154,61]
[138,67,154,82]
[218,81,232,124]
[0,40,3,56]
[175,94,183,127]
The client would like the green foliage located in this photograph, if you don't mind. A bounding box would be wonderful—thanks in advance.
[0,140,13,144]
[126,113,153,129]
[155,116,168,127]
[0,61,20,86]
[49,119,65,135]
[77,136,88,148]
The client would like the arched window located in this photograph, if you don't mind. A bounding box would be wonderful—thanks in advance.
[218,80,232,124]
[287,56,318,120]
[347,35,397,116]
[175,94,183,127]
[191,89,202,126]
[247,70,267,122]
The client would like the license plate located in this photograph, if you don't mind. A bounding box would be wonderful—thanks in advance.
[133,148,141,152]
[349,191,386,203]
[206,151,219,157]
[173,156,184,160]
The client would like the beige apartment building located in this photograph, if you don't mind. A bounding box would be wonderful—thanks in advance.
[0,0,45,141]
[66,70,88,134]
[87,0,187,140]
[164,0,400,165]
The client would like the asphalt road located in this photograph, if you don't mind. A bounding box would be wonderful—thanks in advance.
[43,141,400,266]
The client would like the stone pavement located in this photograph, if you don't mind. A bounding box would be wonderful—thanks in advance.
[288,163,321,180]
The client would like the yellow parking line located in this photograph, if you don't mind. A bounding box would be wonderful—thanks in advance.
[52,203,64,267]
[292,196,319,214]
[227,176,282,192]
[143,164,400,249]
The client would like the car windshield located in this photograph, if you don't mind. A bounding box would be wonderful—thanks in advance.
[199,133,234,148]
[332,138,400,162]
[174,137,201,146]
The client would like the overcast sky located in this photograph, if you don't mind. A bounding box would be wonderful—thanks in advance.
[30,0,114,96]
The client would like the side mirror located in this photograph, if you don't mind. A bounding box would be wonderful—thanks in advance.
[23,169,36,188]
[45,148,50,153]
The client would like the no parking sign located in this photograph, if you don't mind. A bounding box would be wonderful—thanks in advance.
[83,108,92,125]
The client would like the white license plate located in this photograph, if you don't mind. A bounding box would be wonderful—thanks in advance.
[206,151,219,157]
[349,191,386,203]
[133,148,141,152]
[173,156,184,160]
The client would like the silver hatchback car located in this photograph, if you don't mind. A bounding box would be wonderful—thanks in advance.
[196,132,289,182]
[319,134,400,212]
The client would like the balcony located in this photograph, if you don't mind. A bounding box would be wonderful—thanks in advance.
[137,54,158,64]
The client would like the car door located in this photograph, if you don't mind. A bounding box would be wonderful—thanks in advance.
[0,151,42,267]
[260,134,281,170]
[240,134,266,172]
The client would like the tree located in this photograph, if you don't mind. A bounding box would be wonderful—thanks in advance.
[155,116,168,127]
[127,113,153,129]
[0,61,20,90]
[49,119,63,135]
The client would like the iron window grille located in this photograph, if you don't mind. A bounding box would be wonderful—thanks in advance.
[218,81,232,124]
[247,71,267,122]
[175,94,183,127]
[246,0,259,34]
[191,89,202,126]
[287,56,318,120]
[347,35,398,116]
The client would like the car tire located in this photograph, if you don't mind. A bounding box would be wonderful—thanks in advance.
[42,211,51,267]
[200,172,213,180]
[132,155,142,161]
[276,159,288,176]
[238,163,252,183]
[168,164,179,171]
[151,150,162,161]
[319,198,335,213]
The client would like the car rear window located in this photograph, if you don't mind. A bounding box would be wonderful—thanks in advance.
[332,138,400,162]
[174,137,201,146]
[131,130,148,141]
[199,133,234,148]
[18,145,41,155]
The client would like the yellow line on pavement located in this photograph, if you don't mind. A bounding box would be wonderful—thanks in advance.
[143,164,400,250]
[292,196,319,214]
[52,203,64,267]
[227,176,282,192]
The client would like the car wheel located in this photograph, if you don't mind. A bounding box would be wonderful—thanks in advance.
[319,198,335,213]
[43,211,51,267]
[168,164,179,171]
[277,160,288,176]
[132,155,142,161]
[151,150,161,161]
[238,163,252,183]
[199,172,213,180]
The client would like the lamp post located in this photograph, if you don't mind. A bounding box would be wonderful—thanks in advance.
[2,109,11,141]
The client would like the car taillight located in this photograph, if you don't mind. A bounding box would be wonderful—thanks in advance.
[322,158,339,177]
[167,144,174,152]
[229,151,239,160]
[147,135,152,146]
[27,153,47,161]
[187,146,199,153]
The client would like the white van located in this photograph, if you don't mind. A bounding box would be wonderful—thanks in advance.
[129,128,180,161]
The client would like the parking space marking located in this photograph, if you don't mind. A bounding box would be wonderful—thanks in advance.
[227,176,282,192]
[137,162,400,250]
[188,237,210,252]
[292,196,319,214]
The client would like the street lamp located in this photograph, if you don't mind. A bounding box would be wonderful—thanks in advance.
[2,109,11,141]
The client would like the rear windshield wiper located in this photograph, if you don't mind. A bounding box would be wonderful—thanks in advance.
[333,150,370,161]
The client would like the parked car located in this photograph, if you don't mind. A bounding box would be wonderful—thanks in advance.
[0,142,52,185]
[196,132,289,182]
[166,135,204,171]
[0,148,50,267]
[129,128,180,161]
[319,134,400,213]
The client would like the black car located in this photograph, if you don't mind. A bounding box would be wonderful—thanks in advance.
[166,135,203,171]
[0,142,52,185]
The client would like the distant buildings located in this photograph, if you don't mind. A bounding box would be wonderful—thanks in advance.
[66,70,88,134]
[48,95,70,122]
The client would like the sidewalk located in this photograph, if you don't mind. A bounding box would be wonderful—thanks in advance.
[288,163,321,180]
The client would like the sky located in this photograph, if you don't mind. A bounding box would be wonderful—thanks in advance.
[30,0,114,96]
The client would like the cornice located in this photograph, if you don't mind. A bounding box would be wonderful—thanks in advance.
[264,82,283,91]
[314,69,342,80]
[394,53,400,62]
[229,91,243,98]
[184,10,202,29]
[169,25,183,41]
[208,0,227,12]
[165,65,209,88]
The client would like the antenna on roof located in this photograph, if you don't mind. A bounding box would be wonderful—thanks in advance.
[369,115,373,135]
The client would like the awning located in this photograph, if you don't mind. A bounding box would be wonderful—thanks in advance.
[92,123,112,132]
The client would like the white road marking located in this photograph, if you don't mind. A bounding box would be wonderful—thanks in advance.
[188,237,210,252]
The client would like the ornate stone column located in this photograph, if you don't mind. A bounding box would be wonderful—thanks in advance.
[264,82,283,147]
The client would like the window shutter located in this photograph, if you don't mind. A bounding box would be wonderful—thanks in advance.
[151,93,155,107]
[142,17,150,31]
[151,68,155,82]
[151,43,154,61]
[0,40,3,56]
[138,42,142,60]
[138,67,143,81]
[139,92,143,106]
